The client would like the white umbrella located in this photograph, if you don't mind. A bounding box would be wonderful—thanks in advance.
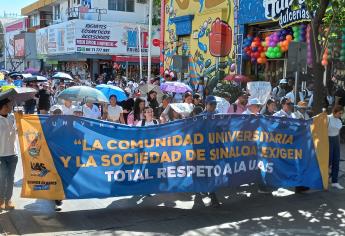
[52,72,74,81]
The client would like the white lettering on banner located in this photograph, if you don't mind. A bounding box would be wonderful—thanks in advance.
[104,161,274,182]
[262,0,311,28]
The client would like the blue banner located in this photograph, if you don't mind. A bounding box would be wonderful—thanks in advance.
[16,113,329,200]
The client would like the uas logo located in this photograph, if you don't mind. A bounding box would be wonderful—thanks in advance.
[24,131,42,158]
[31,162,49,177]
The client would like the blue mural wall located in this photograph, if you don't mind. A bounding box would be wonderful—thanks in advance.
[238,0,268,25]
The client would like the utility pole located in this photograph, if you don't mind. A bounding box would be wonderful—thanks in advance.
[147,0,153,82]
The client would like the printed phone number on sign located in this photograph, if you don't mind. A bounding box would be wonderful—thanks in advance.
[77,47,111,53]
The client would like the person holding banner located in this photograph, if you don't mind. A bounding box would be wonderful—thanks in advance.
[127,98,145,125]
[273,98,293,118]
[201,96,221,207]
[104,95,125,123]
[242,98,262,115]
[136,107,159,127]
[263,98,277,116]
[227,92,248,114]
[0,98,17,210]
[328,105,344,190]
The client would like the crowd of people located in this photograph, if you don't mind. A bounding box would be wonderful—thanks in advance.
[0,70,344,211]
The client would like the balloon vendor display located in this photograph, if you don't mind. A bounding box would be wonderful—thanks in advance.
[242,24,308,63]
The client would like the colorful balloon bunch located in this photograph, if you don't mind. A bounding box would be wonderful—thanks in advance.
[265,31,292,59]
[341,28,345,62]
[242,35,267,63]
[292,24,307,42]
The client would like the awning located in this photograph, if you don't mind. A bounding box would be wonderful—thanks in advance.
[112,56,160,64]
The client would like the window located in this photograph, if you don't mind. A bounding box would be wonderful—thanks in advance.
[54,4,61,20]
[108,0,134,12]
[30,13,40,27]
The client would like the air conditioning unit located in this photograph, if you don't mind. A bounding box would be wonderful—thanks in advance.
[137,0,147,3]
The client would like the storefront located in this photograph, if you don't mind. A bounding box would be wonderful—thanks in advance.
[238,0,312,86]
[36,19,161,80]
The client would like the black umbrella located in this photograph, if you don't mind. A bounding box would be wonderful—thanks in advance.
[23,75,48,83]
[0,87,37,104]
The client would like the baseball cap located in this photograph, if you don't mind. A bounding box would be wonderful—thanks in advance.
[205,95,217,104]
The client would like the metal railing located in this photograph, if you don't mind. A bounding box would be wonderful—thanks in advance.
[66,7,107,21]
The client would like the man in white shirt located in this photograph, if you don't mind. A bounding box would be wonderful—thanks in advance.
[242,98,262,115]
[61,99,75,115]
[273,98,293,118]
[328,105,344,190]
[285,84,297,104]
[83,102,101,119]
[0,98,17,210]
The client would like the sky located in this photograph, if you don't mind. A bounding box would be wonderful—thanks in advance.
[1,0,36,16]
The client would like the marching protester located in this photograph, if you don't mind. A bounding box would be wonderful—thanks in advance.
[103,95,125,123]
[273,98,293,118]
[61,99,75,115]
[0,98,17,210]
[49,105,64,210]
[272,79,287,102]
[201,95,221,207]
[127,97,145,125]
[147,90,159,119]
[136,106,159,127]
[160,103,185,124]
[262,98,276,116]
[227,91,248,114]
[183,92,194,105]
[328,105,344,190]
[242,98,262,115]
[193,93,204,109]
[157,94,172,117]
[285,84,297,105]
[292,101,310,120]
[83,102,101,119]
[299,81,314,107]
[24,82,37,114]
[37,82,52,114]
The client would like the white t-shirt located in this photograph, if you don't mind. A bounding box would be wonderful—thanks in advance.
[328,114,343,137]
[61,105,75,115]
[136,119,159,127]
[285,91,295,103]
[83,104,101,119]
[107,105,123,122]
[0,114,17,156]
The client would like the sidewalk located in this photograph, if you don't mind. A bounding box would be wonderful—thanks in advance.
[1,146,345,236]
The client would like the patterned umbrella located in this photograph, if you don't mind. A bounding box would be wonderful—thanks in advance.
[0,87,37,104]
[160,81,192,94]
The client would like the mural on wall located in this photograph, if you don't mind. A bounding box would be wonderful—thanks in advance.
[163,0,235,93]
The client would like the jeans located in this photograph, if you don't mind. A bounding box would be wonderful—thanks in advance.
[0,155,18,201]
[24,105,35,114]
[329,136,340,183]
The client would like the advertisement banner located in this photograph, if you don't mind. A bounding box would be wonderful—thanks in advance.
[14,38,25,57]
[47,21,75,54]
[74,20,160,56]
[36,28,49,56]
[15,113,329,200]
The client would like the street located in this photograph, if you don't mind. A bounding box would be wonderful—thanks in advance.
[1,146,344,236]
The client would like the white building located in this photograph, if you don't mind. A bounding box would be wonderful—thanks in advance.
[21,0,160,79]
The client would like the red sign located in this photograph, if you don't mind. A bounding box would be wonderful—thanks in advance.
[152,39,160,47]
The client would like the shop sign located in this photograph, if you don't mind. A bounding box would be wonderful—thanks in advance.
[127,29,149,53]
[263,0,311,28]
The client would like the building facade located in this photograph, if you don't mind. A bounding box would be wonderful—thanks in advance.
[161,0,236,90]
[21,0,161,79]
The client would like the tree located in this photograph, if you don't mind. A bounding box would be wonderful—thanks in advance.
[306,0,345,113]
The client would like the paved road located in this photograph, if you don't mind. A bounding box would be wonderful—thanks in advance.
[1,147,345,236]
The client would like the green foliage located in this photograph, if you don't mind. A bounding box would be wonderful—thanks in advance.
[212,81,242,104]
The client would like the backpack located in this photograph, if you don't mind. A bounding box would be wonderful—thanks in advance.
[141,119,158,126]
